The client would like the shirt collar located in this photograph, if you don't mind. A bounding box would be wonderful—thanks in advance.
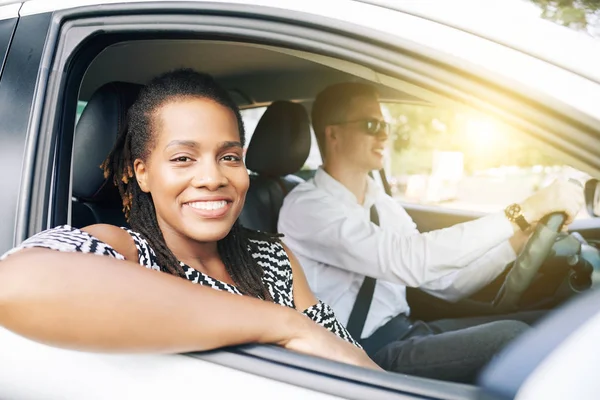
[313,167,382,209]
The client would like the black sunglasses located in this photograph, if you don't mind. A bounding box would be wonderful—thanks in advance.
[330,118,391,136]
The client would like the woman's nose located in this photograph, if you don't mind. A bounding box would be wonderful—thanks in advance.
[191,161,228,190]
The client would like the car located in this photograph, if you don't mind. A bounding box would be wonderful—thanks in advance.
[1,0,600,399]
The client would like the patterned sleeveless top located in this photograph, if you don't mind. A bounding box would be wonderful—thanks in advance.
[1,225,359,347]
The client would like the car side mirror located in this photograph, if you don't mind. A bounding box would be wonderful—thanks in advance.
[584,178,600,217]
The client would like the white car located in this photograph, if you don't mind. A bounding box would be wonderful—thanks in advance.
[1,0,600,399]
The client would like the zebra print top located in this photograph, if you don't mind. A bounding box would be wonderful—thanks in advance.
[1,225,359,347]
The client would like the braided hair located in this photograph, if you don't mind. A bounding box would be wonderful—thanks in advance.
[101,69,276,300]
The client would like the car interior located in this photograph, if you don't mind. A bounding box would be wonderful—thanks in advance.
[69,38,600,322]
[56,35,600,394]
[71,40,420,230]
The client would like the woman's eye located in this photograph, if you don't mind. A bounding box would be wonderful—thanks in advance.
[172,156,192,163]
[222,155,242,162]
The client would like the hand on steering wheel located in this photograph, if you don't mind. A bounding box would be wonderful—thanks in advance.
[493,213,566,311]
[519,179,584,228]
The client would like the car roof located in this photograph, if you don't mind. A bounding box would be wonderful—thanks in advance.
[366,0,600,86]
[78,40,423,105]
[6,0,599,87]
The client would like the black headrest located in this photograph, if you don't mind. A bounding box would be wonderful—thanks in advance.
[245,101,311,177]
[73,82,142,200]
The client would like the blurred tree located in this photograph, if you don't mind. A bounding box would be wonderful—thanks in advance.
[528,0,600,34]
[385,103,557,176]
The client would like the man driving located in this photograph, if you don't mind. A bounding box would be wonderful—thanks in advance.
[278,82,584,383]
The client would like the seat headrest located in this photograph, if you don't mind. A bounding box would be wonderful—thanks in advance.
[245,101,311,177]
[73,82,142,200]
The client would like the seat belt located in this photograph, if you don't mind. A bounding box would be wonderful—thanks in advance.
[346,205,379,340]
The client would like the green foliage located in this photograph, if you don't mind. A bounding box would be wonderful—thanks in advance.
[529,0,600,32]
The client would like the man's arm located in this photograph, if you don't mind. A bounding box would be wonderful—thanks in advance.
[279,188,516,288]
[419,240,516,301]
[419,179,584,300]
[279,179,583,289]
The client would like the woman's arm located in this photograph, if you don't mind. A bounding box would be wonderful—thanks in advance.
[0,247,380,369]
[0,248,300,353]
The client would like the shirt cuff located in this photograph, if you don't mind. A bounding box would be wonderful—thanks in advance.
[497,239,518,265]
[479,211,515,239]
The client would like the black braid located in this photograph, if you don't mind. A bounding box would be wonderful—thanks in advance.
[101,69,278,300]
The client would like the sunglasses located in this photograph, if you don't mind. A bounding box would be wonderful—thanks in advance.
[330,118,391,136]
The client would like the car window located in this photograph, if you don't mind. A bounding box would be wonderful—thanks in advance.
[239,106,322,177]
[239,106,266,148]
[383,102,593,220]
[75,100,87,124]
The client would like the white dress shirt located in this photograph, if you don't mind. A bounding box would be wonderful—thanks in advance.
[278,167,517,338]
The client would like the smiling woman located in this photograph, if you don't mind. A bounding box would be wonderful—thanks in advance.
[98,70,264,295]
[0,68,378,371]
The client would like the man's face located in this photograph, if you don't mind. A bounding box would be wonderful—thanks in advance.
[329,95,388,172]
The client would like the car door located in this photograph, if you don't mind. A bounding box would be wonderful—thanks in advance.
[2,1,600,399]
[0,2,51,256]
[1,1,481,399]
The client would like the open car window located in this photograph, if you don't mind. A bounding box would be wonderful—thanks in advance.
[382,102,594,220]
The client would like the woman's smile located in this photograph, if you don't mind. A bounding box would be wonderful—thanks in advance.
[183,199,233,218]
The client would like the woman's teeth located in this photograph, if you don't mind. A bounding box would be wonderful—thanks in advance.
[186,201,227,210]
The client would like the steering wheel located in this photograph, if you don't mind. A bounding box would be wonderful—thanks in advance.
[493,212,566,312]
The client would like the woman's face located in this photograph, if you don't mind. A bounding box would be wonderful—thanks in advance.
[134,97,249,244]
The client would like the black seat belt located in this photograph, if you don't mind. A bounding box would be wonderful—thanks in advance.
[346,205,379,340]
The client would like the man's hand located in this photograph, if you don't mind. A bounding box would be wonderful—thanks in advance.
[520,179,584,227]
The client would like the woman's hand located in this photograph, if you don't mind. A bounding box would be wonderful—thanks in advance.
[277,313,383,371]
